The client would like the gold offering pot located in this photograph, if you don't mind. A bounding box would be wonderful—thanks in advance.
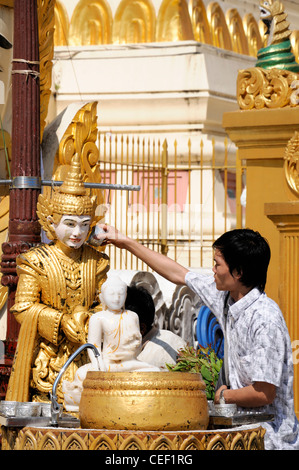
[79,371,209,431]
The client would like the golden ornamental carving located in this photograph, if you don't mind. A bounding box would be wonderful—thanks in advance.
[113,0,155,44]
[38,431,61,450]
[237,67,299,110]
[51,101,105,221]
[37,0,55,140]
[53,0,269,58]
[61,432,89,450]
[156,0,194,42]
[243,13,263,58]
[226,8,249,55]
[69,0,112,46]
[284,131,299,197]
[188,0,212,44]
[53,1,69,46]
[207,2,232,51]
[4,425,266,450]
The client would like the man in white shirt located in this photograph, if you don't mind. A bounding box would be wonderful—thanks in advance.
[96,225,299,450]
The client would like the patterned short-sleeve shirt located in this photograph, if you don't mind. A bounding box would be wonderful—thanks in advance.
[185,271,299,450]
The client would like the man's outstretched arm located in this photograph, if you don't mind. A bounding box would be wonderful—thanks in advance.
[96,224,188,285]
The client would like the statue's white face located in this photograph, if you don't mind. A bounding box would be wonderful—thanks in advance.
[101,281,127,312]
[52,214,91,249]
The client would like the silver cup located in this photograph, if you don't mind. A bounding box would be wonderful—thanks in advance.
[0,401,17,416]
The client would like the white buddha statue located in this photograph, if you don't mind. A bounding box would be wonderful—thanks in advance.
[62,276,160,411]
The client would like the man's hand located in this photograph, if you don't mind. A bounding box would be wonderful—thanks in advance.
[214,385,228,404]
[94,224,127,248]
[214,382,276,407]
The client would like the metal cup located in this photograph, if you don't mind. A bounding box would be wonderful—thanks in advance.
[213,403,237,417]
[0,401,17,416]
[15,402,41,417]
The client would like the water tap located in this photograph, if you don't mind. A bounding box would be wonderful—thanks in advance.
[50,343,101,426]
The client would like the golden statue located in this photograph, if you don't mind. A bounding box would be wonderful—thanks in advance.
[5,154,109,405]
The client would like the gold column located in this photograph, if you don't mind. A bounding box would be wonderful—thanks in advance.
[265,202,299,417]
[223,107,299,304]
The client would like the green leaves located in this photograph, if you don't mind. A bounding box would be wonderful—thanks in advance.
[166,345,223,400]
[201,364,213,381]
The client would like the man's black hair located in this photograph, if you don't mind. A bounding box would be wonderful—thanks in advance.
[125,285,155,334]
[212,228,271,292]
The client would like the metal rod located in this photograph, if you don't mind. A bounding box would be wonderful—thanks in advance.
[0,179,140,191]
[0,180,12,185]
[161,139,168,256]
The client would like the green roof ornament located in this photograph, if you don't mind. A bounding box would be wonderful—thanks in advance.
[256,0,299,72]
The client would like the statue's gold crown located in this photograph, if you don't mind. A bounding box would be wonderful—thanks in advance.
[50,153,96,217]
[37,154,97,240]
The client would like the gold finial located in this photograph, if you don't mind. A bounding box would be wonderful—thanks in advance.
[59,152,87,196]
[50,153,96,218]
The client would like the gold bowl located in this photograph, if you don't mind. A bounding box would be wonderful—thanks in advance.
[79,371,209,431]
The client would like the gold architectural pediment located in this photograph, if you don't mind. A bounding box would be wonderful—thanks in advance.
[188,0,212,44]
[69,0,112,46]
[237,67,299,110]
[156,0,194,42]
[54,1,69,46]
[113,0,156,44]
[284,131,299,197]
[226,8,249,55]
[207,2,232,51]
[243,13,264,58]
[53,0,272,59]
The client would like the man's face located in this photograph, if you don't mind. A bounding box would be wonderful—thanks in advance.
[52,214,91,249]
[212,249,240,292]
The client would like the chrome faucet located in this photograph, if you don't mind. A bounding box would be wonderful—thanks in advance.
[49,343,101,426]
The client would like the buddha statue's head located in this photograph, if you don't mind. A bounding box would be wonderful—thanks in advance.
[99,276,128,312]
[37,153,97,245]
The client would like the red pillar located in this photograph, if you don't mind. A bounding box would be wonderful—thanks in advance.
[0,0,41,398]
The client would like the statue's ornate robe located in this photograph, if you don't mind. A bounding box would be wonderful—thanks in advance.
[6,242,109,403]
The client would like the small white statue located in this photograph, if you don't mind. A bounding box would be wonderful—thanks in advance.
[62,276,160,411]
